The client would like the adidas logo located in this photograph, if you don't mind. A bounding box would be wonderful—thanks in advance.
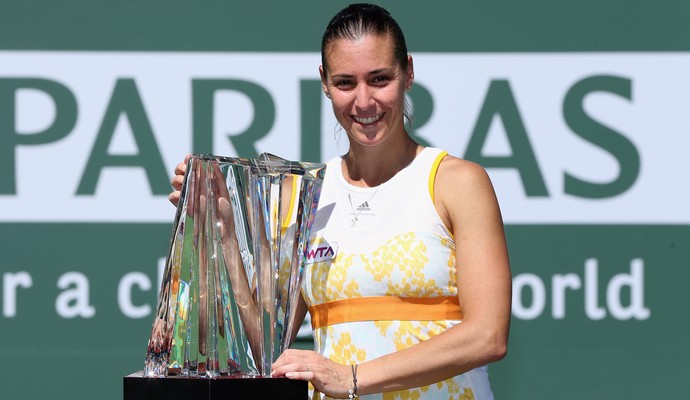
[355,201,371,212]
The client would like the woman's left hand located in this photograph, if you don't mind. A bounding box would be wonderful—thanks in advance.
[271,349,353,398]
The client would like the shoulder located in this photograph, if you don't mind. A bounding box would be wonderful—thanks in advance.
[436,155,493,192]
[434,155,500,231]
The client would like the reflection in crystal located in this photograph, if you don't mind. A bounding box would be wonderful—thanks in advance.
[144,154,326,378]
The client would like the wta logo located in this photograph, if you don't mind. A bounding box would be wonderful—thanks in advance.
[305,243,337,264]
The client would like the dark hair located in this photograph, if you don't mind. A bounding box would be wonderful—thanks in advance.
[321,3,408,76]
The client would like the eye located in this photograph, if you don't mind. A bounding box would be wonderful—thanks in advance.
[333,79,355,90]
[371,75,391,86]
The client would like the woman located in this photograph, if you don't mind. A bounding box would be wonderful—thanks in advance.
[171,3,511,399]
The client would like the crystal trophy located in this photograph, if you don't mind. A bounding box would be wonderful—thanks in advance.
[143,153,326,378]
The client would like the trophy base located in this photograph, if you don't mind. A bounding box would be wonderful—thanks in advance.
[123,371,308,400]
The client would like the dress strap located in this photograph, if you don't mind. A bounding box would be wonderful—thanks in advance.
[428,150,448,204]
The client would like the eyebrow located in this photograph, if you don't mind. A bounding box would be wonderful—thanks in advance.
[330,67,397,79]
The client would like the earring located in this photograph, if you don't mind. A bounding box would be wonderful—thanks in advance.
[325,92,331,98]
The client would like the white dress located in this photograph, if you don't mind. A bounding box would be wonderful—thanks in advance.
[302,147,494,400]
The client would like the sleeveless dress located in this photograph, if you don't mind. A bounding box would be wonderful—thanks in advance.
[302,147,494,400]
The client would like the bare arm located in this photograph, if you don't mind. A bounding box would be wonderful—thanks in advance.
[356,157,512,393]
[272,156,512,397]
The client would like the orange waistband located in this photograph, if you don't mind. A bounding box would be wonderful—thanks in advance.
[308,296,463,329]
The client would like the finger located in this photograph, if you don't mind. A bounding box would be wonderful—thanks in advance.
[271,351,295,370]
[281,348,309,359]
[173,154,192,176]
[174,161,187,176]
[271,355,308,376]
[171,175,185,190]
[271,349,316,376]
[168,191,181,206]
[284,371,315,381]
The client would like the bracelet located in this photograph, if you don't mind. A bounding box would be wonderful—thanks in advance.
[347,364,358,399]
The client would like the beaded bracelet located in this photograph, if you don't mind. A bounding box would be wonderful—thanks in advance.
[347,364,358,399]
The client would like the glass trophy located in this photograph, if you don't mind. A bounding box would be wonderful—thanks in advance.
[143,153,326,378]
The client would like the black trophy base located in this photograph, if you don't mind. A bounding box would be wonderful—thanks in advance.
[124,371,308,400]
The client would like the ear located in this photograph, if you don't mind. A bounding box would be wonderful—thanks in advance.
[319,65,330,97]
[405,55,415,90]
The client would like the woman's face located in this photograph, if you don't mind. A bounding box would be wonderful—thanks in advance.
[321,33,413,149]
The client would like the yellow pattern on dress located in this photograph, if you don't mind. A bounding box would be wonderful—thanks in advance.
[373,319,466,399]
[441,236,457,294]
[315,329,367,400]
[303,148,491,398]
[329,330,367,365]
[307,232,477,399]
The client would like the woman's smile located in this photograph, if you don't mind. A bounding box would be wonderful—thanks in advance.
[351,112,385,126]
[322,34,410,148]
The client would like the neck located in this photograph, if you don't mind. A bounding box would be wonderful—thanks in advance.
[343,135,419,188]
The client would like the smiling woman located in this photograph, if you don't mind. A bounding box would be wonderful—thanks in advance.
[321,33,412,149]
[318,4,415,188]
[279,2,508,398]
[170,3,511,399]
[1,0,688,399]
[267,6,511,400]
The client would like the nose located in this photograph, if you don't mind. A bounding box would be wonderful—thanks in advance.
[354,83,374,109]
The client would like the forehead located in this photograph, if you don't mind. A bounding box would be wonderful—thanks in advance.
[324,34,398,75]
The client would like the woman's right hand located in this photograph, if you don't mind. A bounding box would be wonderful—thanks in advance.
[168,155,192,206]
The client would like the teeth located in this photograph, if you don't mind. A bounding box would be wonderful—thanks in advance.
[353,114,382,124]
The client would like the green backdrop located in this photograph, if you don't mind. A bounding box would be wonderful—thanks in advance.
[1,1,688,399]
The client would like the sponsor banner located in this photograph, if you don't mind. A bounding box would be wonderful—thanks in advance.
[0,51,688,224]
[0,223,686,398]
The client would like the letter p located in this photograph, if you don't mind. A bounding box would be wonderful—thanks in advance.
[0,78,77,194]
